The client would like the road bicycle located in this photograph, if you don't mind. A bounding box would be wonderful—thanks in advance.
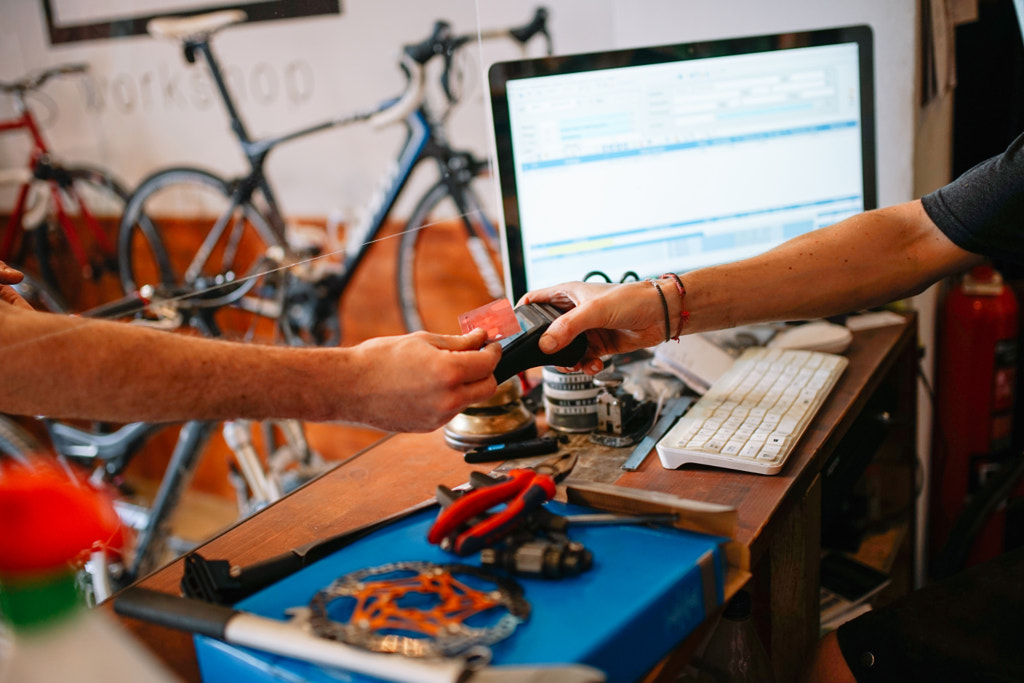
[117,8,552,344]
[0,64,127,311]
[0,273,325,603]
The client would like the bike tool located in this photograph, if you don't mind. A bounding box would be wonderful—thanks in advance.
[428,452,578,556]
[477,505,677,579]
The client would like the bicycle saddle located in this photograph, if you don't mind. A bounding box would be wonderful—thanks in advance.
[148,10,247,42]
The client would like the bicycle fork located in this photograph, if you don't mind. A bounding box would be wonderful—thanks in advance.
[222,420,282,511]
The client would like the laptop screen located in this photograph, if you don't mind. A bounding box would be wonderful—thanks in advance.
[489,25,876,302]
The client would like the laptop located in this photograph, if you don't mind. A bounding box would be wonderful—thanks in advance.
[488,25,877,302]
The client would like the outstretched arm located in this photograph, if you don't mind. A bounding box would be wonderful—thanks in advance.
[524,200,982,372]
[0,301,499,432]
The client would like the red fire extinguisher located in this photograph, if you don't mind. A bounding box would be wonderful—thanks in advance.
[931,264,1019,571]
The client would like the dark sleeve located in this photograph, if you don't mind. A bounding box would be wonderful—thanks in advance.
[921,131,1024,275]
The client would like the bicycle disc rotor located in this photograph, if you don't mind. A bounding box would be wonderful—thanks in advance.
[307,561,530,659]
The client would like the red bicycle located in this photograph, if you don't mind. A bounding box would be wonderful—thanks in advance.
[0,63,128,309]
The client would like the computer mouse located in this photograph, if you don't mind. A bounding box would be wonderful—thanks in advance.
[767,321,853,354]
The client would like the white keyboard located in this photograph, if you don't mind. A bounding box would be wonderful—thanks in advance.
[656,347,848,475]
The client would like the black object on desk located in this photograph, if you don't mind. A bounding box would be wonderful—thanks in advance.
[464,435,561,463]
[493,303,588,384]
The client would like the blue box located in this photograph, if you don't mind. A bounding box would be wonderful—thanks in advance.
[194,502,726,682]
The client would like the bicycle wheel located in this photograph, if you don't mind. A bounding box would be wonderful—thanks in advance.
[396,181,505,333]
[118,168,286,341]
[30,165,128,311]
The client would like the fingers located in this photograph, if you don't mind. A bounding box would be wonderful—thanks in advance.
[456,342,501,382]
[554,354,605,375]
[519,284,580,310]
[0,261,24,285]
[458,371,499,406]
[0,286,32,310]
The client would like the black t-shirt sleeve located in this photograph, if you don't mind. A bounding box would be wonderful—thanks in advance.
[921,131,1024,274]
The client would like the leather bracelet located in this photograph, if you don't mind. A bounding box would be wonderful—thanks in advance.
[660,272,690,339]
[650,280,671,343]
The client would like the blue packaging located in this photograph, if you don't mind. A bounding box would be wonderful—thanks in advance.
[194,502,725,682]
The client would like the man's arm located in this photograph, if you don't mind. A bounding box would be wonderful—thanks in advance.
[525,200,982,372]
[0,304,500,432]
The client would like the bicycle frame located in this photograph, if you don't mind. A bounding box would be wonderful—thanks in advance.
[0,96,116,274]
[182,37,497,340]
[191,35,495,274]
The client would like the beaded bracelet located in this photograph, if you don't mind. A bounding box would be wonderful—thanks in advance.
[660,272,690,339]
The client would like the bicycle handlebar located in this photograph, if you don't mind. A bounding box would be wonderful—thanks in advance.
[371,6,551,126]
[403,20,453,65]
[508,7,551,50]
[0,63,89,94]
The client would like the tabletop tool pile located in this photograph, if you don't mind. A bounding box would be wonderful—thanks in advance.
[427,453,676,578]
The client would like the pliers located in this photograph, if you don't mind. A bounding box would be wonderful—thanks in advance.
[427,452,578,556]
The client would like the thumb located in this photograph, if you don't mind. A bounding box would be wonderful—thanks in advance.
[539,307,588,354]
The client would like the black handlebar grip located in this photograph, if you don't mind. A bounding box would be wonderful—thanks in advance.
[404,20,451,65]
[509,7,550,44]
[113,586,238,640]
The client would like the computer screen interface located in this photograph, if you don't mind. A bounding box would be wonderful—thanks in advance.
[489,26,876,302]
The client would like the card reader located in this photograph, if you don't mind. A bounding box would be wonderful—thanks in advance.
[493,303,589,384]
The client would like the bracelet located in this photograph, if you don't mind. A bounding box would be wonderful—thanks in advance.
[660,273,690,339]
[650,280,671,343]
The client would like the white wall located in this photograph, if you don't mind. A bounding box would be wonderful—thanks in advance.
[1,0,916,220]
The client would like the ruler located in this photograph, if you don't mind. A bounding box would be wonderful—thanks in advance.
[620,395,693,471]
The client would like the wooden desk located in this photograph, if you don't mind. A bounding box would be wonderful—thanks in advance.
[112,314,918,683]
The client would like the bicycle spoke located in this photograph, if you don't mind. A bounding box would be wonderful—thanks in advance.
[118,168,286,343]
[397,183,504,333]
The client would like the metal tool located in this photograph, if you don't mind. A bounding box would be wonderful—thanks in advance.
[620,395,694,471]
[114,586,607,683]
[427,452,578,556]
[555,512,679,526]
[480,538,592,579]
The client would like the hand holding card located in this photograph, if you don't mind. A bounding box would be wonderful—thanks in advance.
[460,299,589,383]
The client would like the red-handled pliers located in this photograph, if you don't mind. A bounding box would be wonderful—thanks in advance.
[428,452,577,556]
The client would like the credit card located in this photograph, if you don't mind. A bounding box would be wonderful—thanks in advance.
[458,298,522,342]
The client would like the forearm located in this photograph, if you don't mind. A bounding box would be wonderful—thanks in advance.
[680,200,981,332]
[0,308,356,423]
